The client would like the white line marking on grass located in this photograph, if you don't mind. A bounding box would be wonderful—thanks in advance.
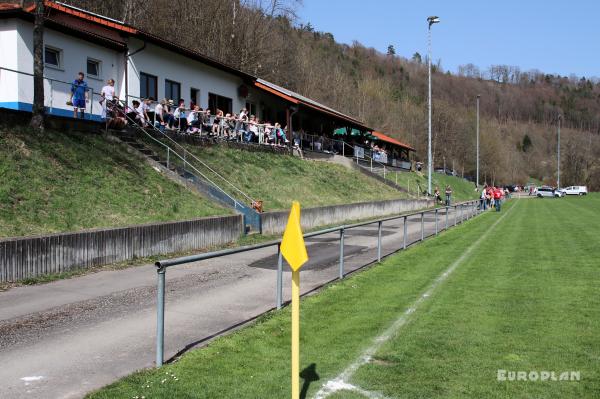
[313,204,516,399]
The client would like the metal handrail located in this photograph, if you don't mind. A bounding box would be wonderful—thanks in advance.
[154,199,483,366]
[340,141,420,198]
[156,200,474,269]
[130,105,257,204]
[115,103,246,209]
[0,65,104,118]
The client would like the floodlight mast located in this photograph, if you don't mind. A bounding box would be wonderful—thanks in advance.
[427,16,440,195]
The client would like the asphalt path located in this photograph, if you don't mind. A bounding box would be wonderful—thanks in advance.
[0,204,478,399]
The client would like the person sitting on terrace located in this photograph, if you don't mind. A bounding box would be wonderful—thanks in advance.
[314,134,323,151]
[247,115,258,142]
[154,99,165,132]
[187,105,201,133]
[227,113,237,139]
[199,108,211,133]
[125,100,144,126]
[263,122,272,143]
[212,109,223,136]
[165,99,176,130]
[173,99,187,131]
[143,98,155,125]
[273,123,289,146]
[106,99,127,130]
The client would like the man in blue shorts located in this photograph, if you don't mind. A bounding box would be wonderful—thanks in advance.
[70,72,88,119]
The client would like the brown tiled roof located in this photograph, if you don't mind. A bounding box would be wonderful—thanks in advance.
[372,131,415,151]
[46,8,127,48]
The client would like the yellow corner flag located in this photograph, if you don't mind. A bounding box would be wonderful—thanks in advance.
[281,201,308,271]
[280,201,308,399]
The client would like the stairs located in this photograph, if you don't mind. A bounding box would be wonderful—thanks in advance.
[113,129,262,234]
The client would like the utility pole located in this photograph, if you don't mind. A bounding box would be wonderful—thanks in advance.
[476,95,480,187]
[557,114,561,189]
[427,16,440,196]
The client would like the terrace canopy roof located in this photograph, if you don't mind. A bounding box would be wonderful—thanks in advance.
[372,131,415,152]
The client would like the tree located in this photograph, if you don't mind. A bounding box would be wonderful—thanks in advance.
[521,134,532,152]
[386,44,395,56]
[412,52,422,64]
[30,0,45,132]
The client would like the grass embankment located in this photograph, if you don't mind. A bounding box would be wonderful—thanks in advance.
[182,145,407,210]
[88,196,599,398]
[389,170,479,201]
[0,127,227,238]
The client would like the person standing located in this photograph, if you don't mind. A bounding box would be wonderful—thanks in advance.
[434,186,441,204]
[493,186,503,212]
[70,72,88,119]
[99,78,116,119]
[445,185,452,206]
[480,184,487,210]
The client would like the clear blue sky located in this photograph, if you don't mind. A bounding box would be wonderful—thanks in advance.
[298,0,599,78]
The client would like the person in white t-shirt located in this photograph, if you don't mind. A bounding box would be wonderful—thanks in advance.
[100,79,116,119]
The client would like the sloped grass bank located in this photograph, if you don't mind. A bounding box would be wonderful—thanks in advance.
[0,127,227,238]
[183,144,407,210]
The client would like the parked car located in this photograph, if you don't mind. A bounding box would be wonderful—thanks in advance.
[536,186,562,198]
[559,186,588,196]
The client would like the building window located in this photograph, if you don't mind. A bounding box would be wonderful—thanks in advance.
[86,58,101,78]
[245,102,257,117]
[208,93,232,114]
[165,79,181,102]
[44,46,62,68]
[140,72,157,100]
[190,88,199,106]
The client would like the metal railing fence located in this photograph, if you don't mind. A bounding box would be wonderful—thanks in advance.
[0,66,105,119]
[153,199,483,367]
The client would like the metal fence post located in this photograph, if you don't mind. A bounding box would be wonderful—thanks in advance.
[403,215,407,249]
[454,205,458,226]
[460,204,463,223]
[377,221,382,262]
[421,212,425,241]
[156,267,166,368]
[276,244,283,310]
[339,228,345,279]
[435,208,438,235]
[166,147,170,169]
[444,206,448,230]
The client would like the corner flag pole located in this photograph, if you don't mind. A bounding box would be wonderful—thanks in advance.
[291,269,300,399]
[280,201,308,399]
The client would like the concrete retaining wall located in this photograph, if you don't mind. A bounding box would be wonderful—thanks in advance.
[0,214,243,282]
[260,198,433,235]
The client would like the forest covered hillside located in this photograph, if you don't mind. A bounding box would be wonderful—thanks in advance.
[64,0,600,189]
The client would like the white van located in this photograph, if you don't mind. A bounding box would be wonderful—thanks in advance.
[536,187,562,198]
[560,186,588,196]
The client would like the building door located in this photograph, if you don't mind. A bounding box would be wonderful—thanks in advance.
[190,88,199,107]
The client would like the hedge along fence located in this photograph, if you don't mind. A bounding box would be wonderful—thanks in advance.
[0,214,243,282]
[261,198,433,235]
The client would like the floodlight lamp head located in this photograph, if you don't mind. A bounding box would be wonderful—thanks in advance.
[428,16,440,26]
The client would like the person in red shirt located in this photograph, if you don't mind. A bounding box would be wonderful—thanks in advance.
[493,187,503,212]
